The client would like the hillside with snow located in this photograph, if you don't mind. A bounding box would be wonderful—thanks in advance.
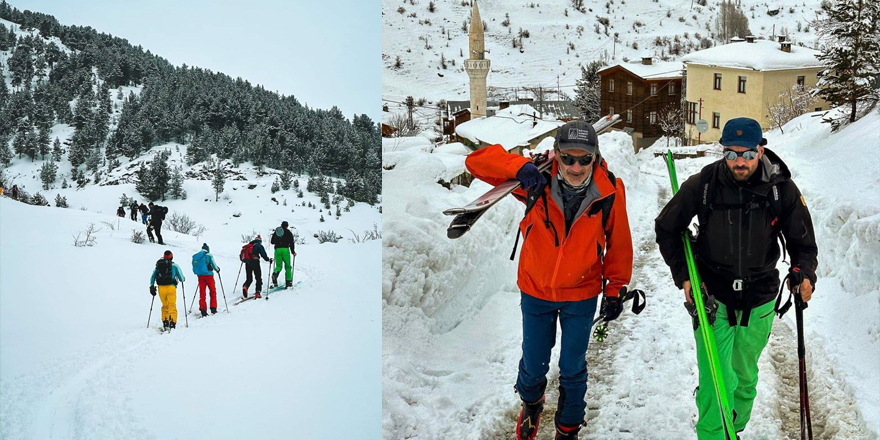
[381,108,880,439]
[382,0,825,107]
[0,149,382,438]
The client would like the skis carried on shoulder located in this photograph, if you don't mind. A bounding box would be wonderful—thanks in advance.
[443,114,620,239]
[663,150,737,440]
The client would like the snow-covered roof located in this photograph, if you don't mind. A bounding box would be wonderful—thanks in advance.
[599,60,684,80]
[454,104,564,151]
[681,40,822,71]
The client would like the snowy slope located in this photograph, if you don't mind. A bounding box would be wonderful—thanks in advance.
[383,0,825,103]
[1,155,382,438]
[382,108,879,439]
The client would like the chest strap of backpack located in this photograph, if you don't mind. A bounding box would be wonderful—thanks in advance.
[510,184,557,260]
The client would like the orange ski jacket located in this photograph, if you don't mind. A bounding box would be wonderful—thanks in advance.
[466,145,633,302]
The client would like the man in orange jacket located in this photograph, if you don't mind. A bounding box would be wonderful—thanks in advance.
[466,121,633,440]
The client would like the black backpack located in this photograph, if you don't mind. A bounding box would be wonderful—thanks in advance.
[155,259,175,285]
[155,206,168,221]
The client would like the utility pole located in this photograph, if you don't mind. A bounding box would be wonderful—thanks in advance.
[697,97,703,144]
[405,96,415,131]
[539,86,544,119]
[612,34,617,60]
[557,75,561,99]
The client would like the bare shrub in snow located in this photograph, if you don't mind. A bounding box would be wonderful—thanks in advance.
[73,223,99,247]
[131,229,146,244]
[348,223,382,243]
[166,211,207,236]
[314,230,342,244]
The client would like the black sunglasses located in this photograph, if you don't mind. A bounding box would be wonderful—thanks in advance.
[723,149,758,161]
[558,152,595,166]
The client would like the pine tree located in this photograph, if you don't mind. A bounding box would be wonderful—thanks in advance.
[135,163,151,198]
[23,128,38,161]
[0,135,11,165]
[271,178,281,193]
[169,166,186,199]
[37,128,51,159]
[280,169,292,190]
[150,150,171,201]
[55,193,68,208]
[51,137,62,162]
[212,159,225,201]
[814,0,880,127]
[39,160,57,190]
[574,60,606,122]
[31,192,49,206]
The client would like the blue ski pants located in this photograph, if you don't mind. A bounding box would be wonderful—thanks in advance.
[516,292,599,426]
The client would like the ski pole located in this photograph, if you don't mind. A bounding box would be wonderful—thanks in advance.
[232,261,243,293]
[188,282,198,313]
[217,271,229,313]
[793,279,813,440]
[181,281,189,328]
[147,294,155,328]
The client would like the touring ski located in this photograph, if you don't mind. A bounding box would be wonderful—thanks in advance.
[663,150,737,440]
[443,114,620,239]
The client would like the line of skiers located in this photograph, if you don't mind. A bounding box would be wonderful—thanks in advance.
[466,118,818,440]
[114,200,167,245]
[148,221,298,331]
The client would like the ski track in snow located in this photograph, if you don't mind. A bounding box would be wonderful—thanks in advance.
[472,156,878,440]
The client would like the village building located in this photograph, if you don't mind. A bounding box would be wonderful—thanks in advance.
[455,104,564,156]
[681,37,828,144]
[598,57,684,151]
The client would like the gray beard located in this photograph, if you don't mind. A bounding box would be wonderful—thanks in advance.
[558,169,593,192]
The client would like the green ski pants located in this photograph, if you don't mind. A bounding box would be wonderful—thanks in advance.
[695,300,775,440]
[273,247,292,282]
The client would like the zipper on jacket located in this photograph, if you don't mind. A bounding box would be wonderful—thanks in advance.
[738,188,743,279]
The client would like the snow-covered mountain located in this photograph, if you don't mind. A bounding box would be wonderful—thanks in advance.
[381,107,880,439]
[383,0,825,102]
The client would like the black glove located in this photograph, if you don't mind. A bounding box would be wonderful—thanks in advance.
[150,286,157,296]
[684,294,718,330]
[601,294,623,322]
[269,258,274,264]
[516,163,547,192]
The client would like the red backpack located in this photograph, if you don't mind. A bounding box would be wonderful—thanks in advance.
[239,243,255,262]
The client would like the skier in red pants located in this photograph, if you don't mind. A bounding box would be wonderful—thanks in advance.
[191,243,221,316]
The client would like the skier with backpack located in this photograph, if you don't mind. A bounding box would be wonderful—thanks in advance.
[270,221,297,289]
[465,121,634,440]
[655,118,818,440]
[130,200,139,221]
[117,206,126,217]
[192,243,221,316]
[241,235,272,299]
[150,250,186,330]
[139,203,149,224]
[146,202,168,245]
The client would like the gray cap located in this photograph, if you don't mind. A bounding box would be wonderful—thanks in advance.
[555,120,598,153]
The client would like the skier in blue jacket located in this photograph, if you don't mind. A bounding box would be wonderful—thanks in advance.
[192,243,220,316]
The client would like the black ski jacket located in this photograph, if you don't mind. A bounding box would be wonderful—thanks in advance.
[271,227,295,250]
[655,148,818,311]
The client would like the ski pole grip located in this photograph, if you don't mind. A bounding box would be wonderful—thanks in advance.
[630,289,646,315]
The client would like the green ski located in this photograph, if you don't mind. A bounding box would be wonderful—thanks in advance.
[663,150,737,440]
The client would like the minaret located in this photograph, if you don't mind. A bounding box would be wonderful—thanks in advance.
[464,0,490,119]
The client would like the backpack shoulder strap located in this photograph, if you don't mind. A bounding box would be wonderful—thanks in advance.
[697,163,718,230]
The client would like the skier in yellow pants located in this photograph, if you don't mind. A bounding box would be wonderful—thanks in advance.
[150,250,186,330]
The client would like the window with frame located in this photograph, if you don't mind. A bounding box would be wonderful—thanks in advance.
[626,109,633,123]
[797,76,805,88]
[609,79,615,92]
[669,83,675,95]
[650,83,657,95]
[649,111,657,124]
[627,81,633,95]
[713,73,722,90]
[687,102,697,124]
[712,112,720,128]
[814,107,822,111]
[738,76,747,93]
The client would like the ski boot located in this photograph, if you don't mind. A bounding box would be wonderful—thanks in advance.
[554,422,581,440]
[162,319,169,330]
[516,396,545,440]
[255,292,262,299]
[242,286,248,299]
[200,309,208,317]
[271,272,279,288]
[285,280,293,289]
[169,319,176,329]
[210,307,217,314]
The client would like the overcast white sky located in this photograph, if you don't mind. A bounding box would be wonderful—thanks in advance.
[10,0,380,122]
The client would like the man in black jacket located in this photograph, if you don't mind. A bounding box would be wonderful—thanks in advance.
[147,202,166,245]
[270,221,297,288]
[655,117,818,439]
